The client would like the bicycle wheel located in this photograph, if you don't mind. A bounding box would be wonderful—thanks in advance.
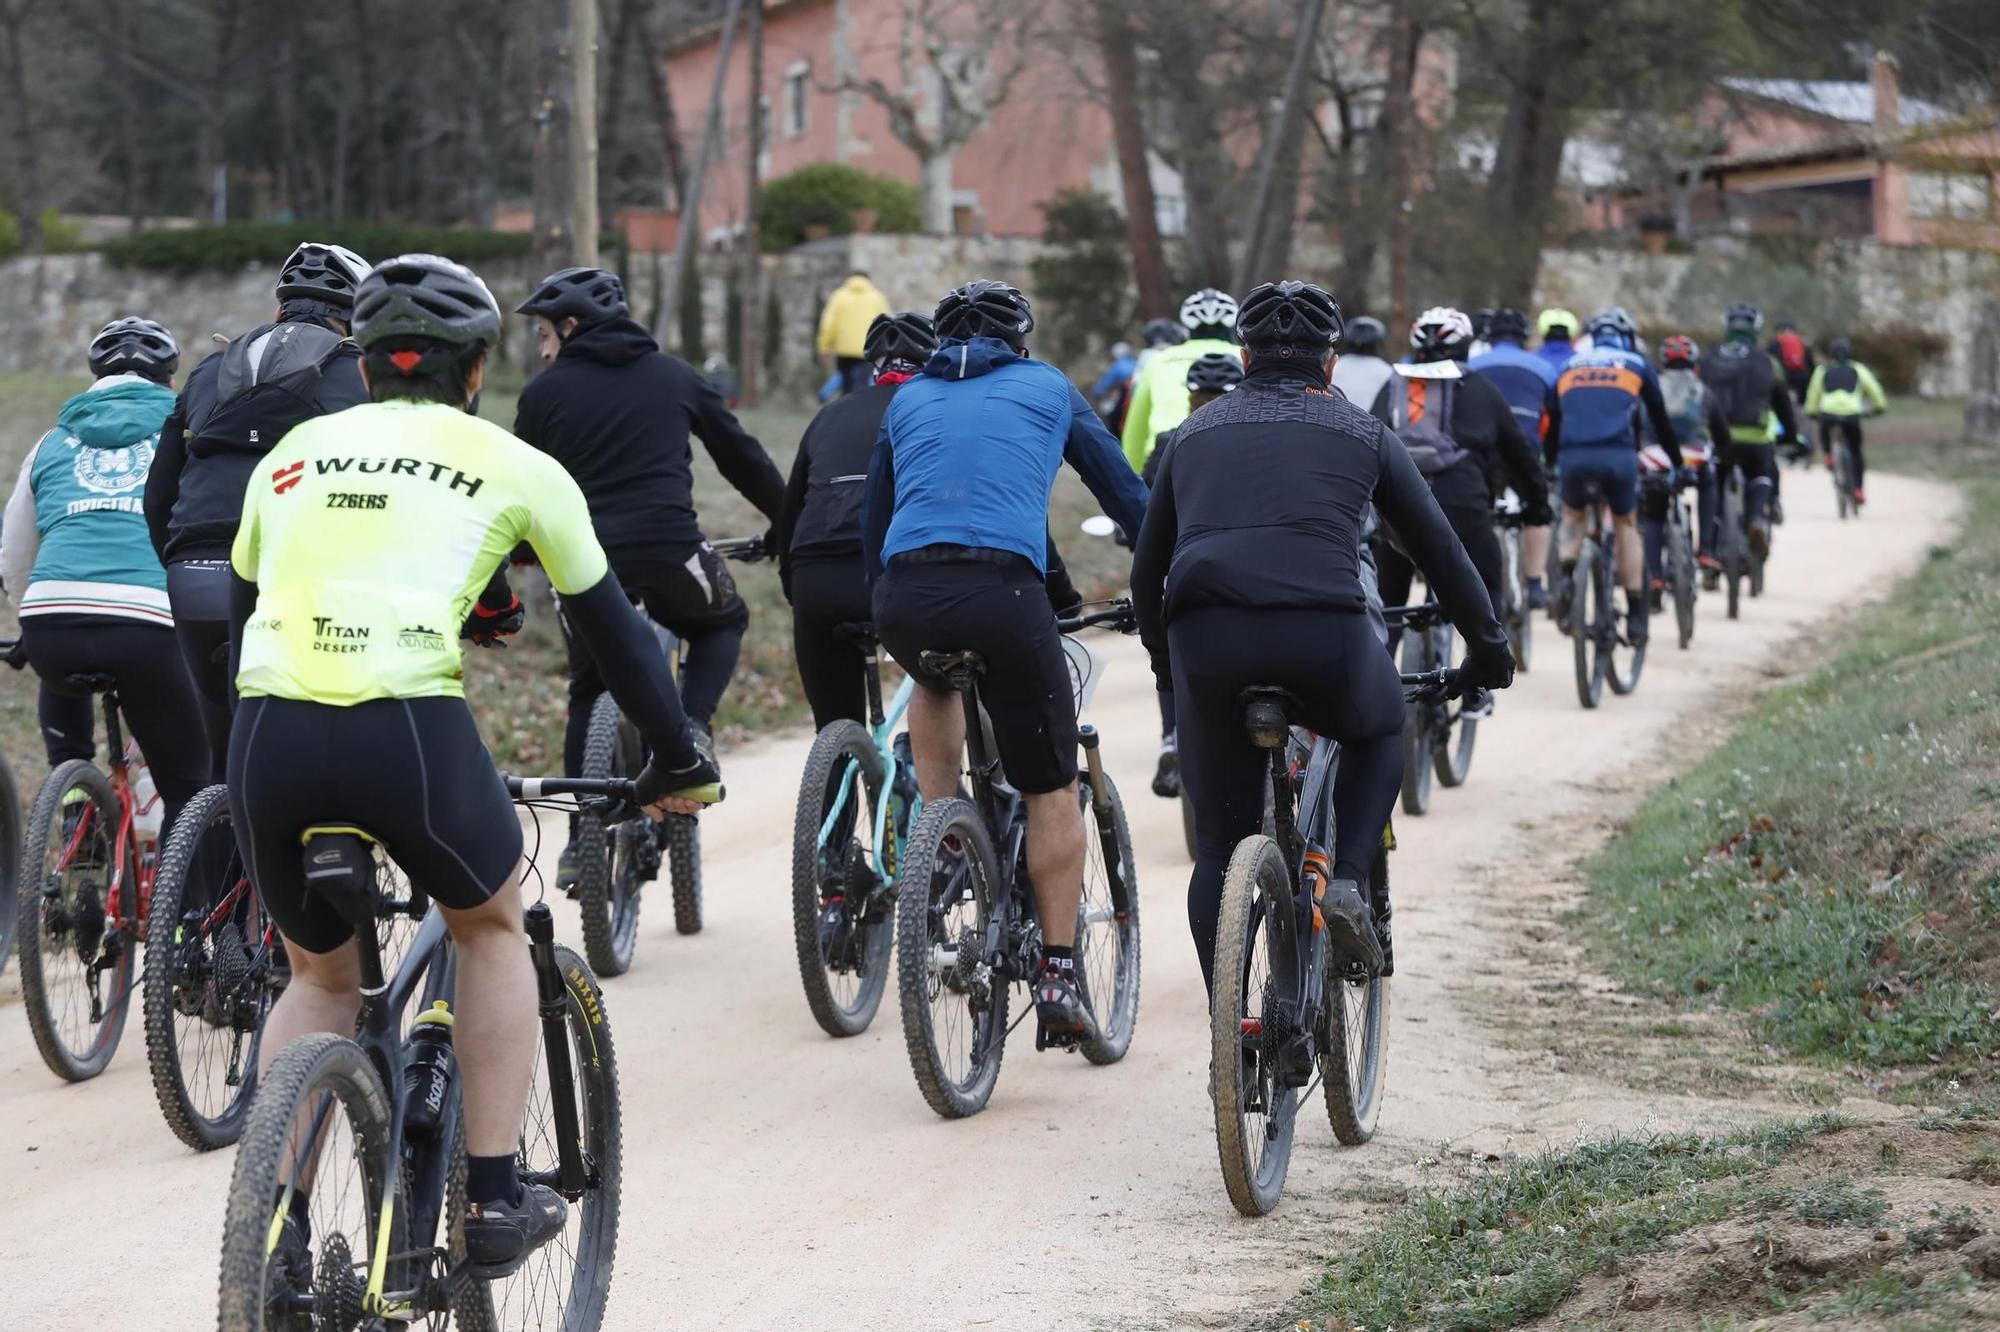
[1180,789,1198,861]
[1504,527,1532,672]
[1571,544,1605,709]
[1399,629,1435,815]
[1750,548,1766,598]
[1322,842,1391,1145]
[1669,518,1697,650]
[665,814,702,935]
[217,1032,395,1332]
[1211,835,1295,1216]
[143,784,277,1150]
[0,752,18,973]
[1834,444,1853,519]
[1431,627,1476,789]
[1608,560,1646,696]
[458,944,622,1332]
[894,798,1008,1119]
[18,759,134,1081]
[791,721,892,1037]
[1077,774,1140,1065]
[574,695,642,978]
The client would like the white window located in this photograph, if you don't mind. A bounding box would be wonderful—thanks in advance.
[1907,170,1993,220]
[785,61,810,139]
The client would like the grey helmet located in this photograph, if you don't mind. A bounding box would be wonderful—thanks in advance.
[277,242,371,309]
[88,317,179,382]
[352,254,503,349]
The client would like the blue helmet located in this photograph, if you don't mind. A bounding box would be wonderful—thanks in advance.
[1585,307,1638,352]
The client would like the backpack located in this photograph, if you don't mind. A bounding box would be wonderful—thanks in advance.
[1701,342,1776,430]
[1659,368,1709,444]
[1388,372,1466,476]
[1774,330,1808,374]
[189,321,354,463]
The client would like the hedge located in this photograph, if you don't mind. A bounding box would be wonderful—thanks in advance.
[1843,324,1949,396]
[0,209,88,258]
[89,220,648,276]
[758,163,919,251]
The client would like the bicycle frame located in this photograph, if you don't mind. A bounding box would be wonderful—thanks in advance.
[815,663,919,887]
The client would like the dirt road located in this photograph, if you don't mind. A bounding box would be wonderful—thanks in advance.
[0,468,1955,1330]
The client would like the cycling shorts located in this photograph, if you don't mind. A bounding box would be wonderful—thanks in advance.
[1558,444,1639,516]
[228,695,521,953]
[874,548,1078,795]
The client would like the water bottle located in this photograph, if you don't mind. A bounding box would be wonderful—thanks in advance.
[128,742,164,844]
[403,1001,457,1142]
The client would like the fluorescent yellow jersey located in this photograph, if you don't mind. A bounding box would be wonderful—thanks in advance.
[231,401,609,705]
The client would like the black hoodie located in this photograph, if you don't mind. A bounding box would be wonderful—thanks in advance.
[513,316,786,553]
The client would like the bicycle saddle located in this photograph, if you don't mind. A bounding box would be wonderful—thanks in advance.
[918,650,986,688]
[1238,687,1301,749]
[62,672,118,694]
[834,621,879,650]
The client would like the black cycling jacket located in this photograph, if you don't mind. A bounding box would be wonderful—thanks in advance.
[146,320,367,563]
[776,380,896,597]
[1133,361,1507,687]
[513,317,785,556]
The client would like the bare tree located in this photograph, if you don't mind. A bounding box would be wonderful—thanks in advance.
[1236,0,1328,289]
[739,0,762,406]
[531,0,600,278]
[0,0,44,249]
[825,0,1040,234]
[1088,0,1171,318]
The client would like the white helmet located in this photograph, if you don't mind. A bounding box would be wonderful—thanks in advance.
[1179,287,1239,333]
[1410,306,1475,361]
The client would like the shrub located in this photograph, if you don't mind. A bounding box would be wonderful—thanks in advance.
[758,163,919,251]
[0,209,88,258]
[1029,190,1132,376]
[1844,324,1949,396]
[100,222,537,274]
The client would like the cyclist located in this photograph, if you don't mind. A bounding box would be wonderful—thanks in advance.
[1535,307,1580,374]
[1120,288,1241,475]
[1130,280,1514,990]
[1549,308,1683,648]
[229,254,719,1281]
[1468,306,1558,608]
[1,317,207,833]
[862,279,1146,1042]
[144,241,372,777]
[1644,335,1732,587]
[1700,302,1800,560]
[1468,307,1497,359]
[1770,318,1815,403]
[1376,308,1550,694]
[1138,351,1244,799]
[1805,336,1886,505]
[1328,314,1394,413]
[777,311,939,729]
[512,265,784,879]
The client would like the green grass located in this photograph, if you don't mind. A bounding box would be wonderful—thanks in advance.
[1581,448,2000,1082]
[0,367,1138,777]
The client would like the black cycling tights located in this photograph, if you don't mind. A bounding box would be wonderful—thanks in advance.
[167,558,235,783]
[1819,417,1865,491]
[788,558,873,731]
[1376,501,1502,652]
[1171,606,1405,996]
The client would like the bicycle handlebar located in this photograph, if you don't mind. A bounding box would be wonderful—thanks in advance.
[710,535,769,563]
[1400,667,1462,702]
[1057,597,1138,635]
[1383,601,1443,627]
[505,775,640,803]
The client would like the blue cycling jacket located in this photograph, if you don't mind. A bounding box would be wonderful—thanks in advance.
[1553,347,1683,465]
[1467,340,1556,443]
[862,337,1148,580]
[1535,339,1576,374]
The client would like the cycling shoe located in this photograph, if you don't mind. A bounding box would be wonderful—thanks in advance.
[1033,962,1097,1049]
[465,1182,569,1279]
[1151,740,1181,799]
[1317,879,1384,976]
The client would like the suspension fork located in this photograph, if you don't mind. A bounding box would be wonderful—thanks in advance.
[525,902,588,1199]
[1078,727,1128,912]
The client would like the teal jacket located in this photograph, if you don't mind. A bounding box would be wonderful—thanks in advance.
[2,375,178,625]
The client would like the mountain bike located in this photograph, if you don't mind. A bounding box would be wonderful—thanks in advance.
[215,774,632,1332]
[1211,666,1454,1216]
[0,694,21,974]
[1640,467,1698,651]
[1717,466,1766,620]
[1389,601,1476,816]
[1493,493,1532,672]
[566,533,766,969]
[791,621,920,1036]
[1564,484,1645,709]
[13,669,164,1082]
[140,785,432,1151]
[1820,415,1871,520]
[893,600,1142,1118]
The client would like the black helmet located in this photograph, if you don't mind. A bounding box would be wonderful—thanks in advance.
[276,242,370,309]
[1142,317,1188,348]
[1724,301,1764,334]
[934,279,1034,347]
[1586,306,1639,351]
[1237,280,1343,353]
[1472,308,1496,340]
[1827,336,1852,360]
[515,265,628,325]
[1185,352,1244,394]
[352,254,503,349]
[1344,315,1387,354]
[864,311,938,367]
[87,316,179,382]
[1489,307,1531,343]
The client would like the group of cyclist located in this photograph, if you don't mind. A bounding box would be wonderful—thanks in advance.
[0,234,1889,1288]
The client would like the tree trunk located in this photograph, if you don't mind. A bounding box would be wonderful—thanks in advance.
[1155,41,1231,288]
[634,0,690,209]
[572,0,600,264]
[1483,0,1574,308]
[600,0,635,224]
[919,151,955,234]
[275,39,298,217]
[662,0,744,346]
[197,0,241,225]
[739,0,761,406]
[353,1,386,222]
[532,0,592,278]
[106,0,145,231]
[1092,0,1169,318]
[1381,2,1419,347]
[1968,297,2000,447]
[1236,0,1326,291]
[0,1,44,251]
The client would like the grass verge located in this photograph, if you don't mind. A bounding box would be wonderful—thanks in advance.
[1304,1113,2000,1331]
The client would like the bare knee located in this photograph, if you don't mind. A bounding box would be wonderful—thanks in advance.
[284,937,362,993]
[438,873,527,951]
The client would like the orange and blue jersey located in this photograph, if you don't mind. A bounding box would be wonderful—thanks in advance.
[1553,346,1681,463]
